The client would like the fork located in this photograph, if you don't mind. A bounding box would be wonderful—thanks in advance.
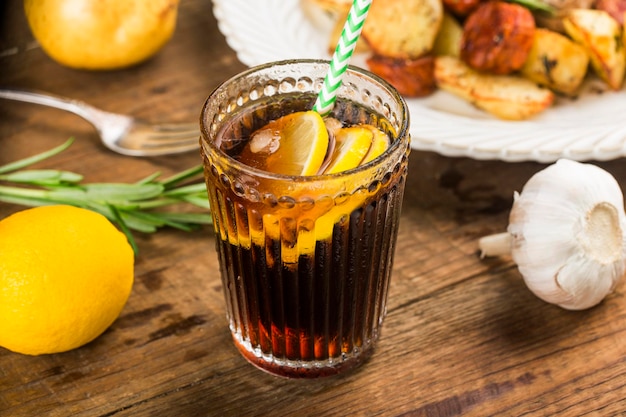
[0,89,200,157]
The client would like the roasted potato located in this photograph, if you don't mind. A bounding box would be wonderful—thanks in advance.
[366,54,436,97]
[361,0,443,59]
[563,9,626,90]
[460,1,536,75]
[434,56,555,120]
[432,12,464,57]
[520,28,590,95]
[594,0,626,25]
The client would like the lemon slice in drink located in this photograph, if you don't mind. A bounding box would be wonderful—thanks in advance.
[323,126,373,174]
[241,111,329,176]
[361,125,390,164]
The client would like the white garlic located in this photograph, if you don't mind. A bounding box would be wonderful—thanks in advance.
[479,159,626,310]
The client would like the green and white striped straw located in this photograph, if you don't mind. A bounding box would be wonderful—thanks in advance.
[312,0,372,117]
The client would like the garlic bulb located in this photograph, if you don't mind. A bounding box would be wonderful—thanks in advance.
[480,159,626,310]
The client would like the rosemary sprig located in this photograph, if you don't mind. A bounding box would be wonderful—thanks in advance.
[0,138,212,254]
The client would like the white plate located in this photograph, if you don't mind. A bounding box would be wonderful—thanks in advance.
[213,0,626,162]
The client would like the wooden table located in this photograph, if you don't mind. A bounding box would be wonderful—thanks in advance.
[2,1,626,415]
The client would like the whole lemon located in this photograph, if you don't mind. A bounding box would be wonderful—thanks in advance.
[24,0,180,70]
[0,205,134,355]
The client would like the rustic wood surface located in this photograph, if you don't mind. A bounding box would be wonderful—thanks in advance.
[2,1,626,415]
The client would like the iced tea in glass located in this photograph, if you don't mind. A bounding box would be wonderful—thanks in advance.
[200,60,410,378]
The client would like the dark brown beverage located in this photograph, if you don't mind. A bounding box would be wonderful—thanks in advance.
[200,60,410,378]
[211,164,405,377]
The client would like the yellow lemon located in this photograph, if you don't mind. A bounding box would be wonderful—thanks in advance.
[361,125,390,164]
[323,126,373,174]
[24,0,179,70]
[240,111,330,176]
[0,205,134,355]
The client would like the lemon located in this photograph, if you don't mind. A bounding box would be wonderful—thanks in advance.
[240,111,329,176]
[24,0,179,70]
[0,205,134,355]
[361,125,390,164]
[239,112,390,176]
[324,126,373,174]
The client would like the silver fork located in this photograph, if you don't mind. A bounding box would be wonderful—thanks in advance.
[0,89,200,157]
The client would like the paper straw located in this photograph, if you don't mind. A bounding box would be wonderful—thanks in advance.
[312,0,372,116]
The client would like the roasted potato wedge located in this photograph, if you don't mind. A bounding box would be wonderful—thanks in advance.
[563,9,626,90]
[461,1,536,75]
[432,12,463,57]
[366,54,436,97]
[434,56,555,120]
[362,0,443,59]
[520,28,590,95]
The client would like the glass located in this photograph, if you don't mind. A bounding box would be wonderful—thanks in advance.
[200,59,410,378]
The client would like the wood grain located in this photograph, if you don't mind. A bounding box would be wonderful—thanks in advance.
[2,0,626,416]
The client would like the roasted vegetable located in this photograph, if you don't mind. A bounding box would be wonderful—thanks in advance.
[520,28,590,95]
[361,0,443,58]
[304,0,624,121]
[366,54,436,97]
[460,1,536,74]
[563,9,626,90]
[434,56,555,120]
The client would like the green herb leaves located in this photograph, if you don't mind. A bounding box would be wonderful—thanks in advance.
[0,138,212,254]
